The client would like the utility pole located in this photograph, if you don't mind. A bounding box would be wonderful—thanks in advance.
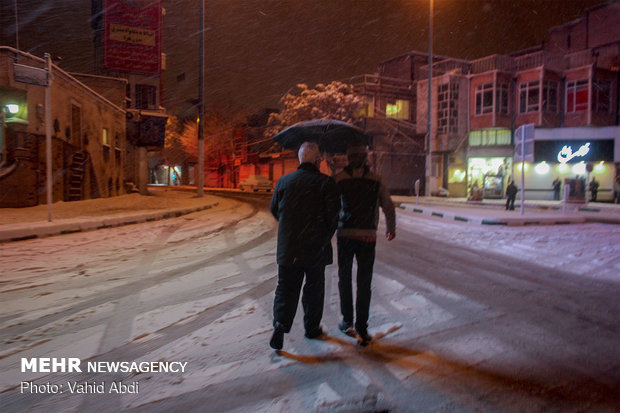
[426,0,433,196]
[45,53,53,221]
[197,0,205,197]
[14,0,19,50]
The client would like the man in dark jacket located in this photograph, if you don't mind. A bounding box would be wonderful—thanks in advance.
[334,143,396,346]
[505,181,518,210]
[268,142,340,350]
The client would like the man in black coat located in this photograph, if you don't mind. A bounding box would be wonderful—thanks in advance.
[505,181,518,210]
[334,143,396,346]
[268,142,340,350]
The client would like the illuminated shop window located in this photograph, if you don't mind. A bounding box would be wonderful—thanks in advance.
[448,168,466,183]
[468,157,511,187]
[566,79,588,112]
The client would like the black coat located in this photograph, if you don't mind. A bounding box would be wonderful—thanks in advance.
[506,183,518,198]
[270,163,340,267]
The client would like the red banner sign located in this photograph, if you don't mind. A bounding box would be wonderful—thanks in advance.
[103,0,161,75]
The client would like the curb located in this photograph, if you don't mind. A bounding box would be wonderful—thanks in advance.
[0,202,219,244]
[398,203,587,226]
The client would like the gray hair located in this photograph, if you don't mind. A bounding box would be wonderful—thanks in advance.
[298,141,320,164]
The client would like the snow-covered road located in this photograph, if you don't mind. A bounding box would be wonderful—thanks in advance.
[1,194,619,412]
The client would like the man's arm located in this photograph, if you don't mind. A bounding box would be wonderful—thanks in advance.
[323,177,341,237]
[269,183,280,221]
[378,180,396,239]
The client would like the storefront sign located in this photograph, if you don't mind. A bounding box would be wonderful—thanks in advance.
[557,143,590,163]
[535,140,614,163]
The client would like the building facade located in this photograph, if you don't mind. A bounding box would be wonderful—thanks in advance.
[0,47,129,207]
[361,1,619,200]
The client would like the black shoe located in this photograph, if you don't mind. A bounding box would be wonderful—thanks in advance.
[356,329,372,347]
[338,320,353,335]
[270,323,285,350]
[305,327,324,339]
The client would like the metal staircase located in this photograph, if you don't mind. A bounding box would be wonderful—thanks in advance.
[68,151,89,201]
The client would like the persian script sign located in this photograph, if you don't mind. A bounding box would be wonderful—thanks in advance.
[109,24,156,46]
[103,0,161,75]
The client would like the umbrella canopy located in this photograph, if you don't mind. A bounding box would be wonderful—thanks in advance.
[272,119,370,154]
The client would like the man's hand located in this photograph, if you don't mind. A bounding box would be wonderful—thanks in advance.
[386,232,395,241]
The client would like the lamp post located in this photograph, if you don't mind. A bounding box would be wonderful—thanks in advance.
[14,0,19,50]
[425,0,433,196]
[197,0,205,197]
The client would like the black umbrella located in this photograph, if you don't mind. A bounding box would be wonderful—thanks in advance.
[272,119,370,154]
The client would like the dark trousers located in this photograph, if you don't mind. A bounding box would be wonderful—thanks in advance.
[337,236,376,333]
[273,265,325,334]
[506,196,515,210]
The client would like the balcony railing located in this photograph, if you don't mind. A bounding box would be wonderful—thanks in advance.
[350,74,413,93]
[564,50,597,69]
[418,58,472,78]
[471,54,514,74]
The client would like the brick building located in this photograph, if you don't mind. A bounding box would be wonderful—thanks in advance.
[0,47,131,207]
[354,1,620,200]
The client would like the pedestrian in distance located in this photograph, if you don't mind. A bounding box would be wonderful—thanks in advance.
[552,177,561,201]
[268,142,340,351]
[334,142,396,346]
[505,181,518,211]
[589,177,599,202]
[615,177,620,204]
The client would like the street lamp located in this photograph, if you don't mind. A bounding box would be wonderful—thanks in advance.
[425,0,433,196]
[197,0,205,197]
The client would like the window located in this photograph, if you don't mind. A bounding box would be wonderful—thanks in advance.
[438,82,459,134]
[386,99,409,120]
[519,81,540,113]
[496,83,509,115]
[542,81,558,113]
[593,79,611,113]
[475,83,493,115]
[135,84,157,109]
[360,95,374,117]
[566,79,588,113]
[102,128,110,146]
[468,129,511,146]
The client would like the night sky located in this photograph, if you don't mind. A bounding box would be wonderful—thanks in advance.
[0,0,609,116]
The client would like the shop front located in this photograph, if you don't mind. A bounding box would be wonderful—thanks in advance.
[467,156,513,199]
[519,132,617,201]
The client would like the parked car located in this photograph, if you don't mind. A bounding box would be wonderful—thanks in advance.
[238,175,273,192]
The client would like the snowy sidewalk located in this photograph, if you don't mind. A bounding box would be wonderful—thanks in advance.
[1,188,619,243]
[0,188,220,243]
[393,196,620,226]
